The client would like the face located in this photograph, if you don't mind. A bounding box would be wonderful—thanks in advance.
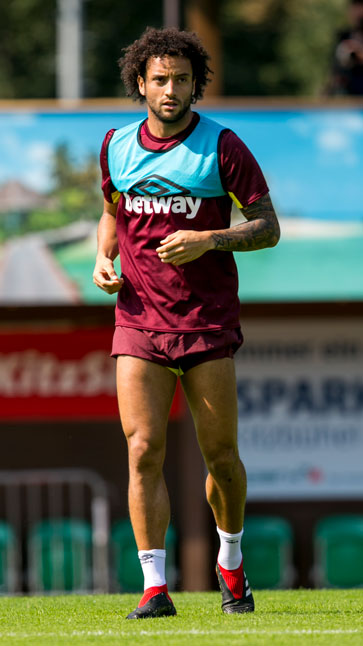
[138,56,195,126]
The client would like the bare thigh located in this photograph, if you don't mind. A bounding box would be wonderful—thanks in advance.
[180,357,239,457]
[116,355,177,448]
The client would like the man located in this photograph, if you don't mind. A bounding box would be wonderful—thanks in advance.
[327,0,363,95]
[93,27,280,619]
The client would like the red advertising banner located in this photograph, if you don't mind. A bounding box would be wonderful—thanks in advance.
[0,326,184,420]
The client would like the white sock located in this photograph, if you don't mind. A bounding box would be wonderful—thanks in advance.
[217,526,243,570]
[138,549,166,590]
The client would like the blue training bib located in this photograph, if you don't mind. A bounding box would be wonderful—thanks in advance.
[108,114,227,198]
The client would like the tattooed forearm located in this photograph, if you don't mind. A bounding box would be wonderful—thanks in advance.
[211,194,281,252]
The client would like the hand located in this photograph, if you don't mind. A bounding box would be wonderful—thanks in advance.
[156,230,213,266]
[93,256,124,294]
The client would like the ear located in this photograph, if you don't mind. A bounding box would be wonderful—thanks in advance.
[137,75,146,97]
[192,77,196,97]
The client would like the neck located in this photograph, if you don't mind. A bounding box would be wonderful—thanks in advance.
[146,109,193,138]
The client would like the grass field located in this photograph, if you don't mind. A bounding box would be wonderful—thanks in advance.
[0,590,362,646]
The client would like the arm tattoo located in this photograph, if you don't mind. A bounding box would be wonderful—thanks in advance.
[211,194,281,252]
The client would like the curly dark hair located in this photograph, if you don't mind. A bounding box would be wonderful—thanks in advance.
[118,27,212,103]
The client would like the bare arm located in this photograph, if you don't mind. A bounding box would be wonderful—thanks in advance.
[156,193,280,266]
[211,193,280,252]
[93,198,124,294]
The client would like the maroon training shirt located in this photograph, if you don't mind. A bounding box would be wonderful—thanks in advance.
[100,112,269,332]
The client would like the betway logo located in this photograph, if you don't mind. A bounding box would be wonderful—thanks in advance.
[124,193,201,219]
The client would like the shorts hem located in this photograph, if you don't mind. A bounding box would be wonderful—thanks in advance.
[111,326,243,374]
[114,322,240,334]
[111,351,237,373]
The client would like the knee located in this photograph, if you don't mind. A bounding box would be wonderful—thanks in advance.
[127,433,164,474]
[204,445,241,482]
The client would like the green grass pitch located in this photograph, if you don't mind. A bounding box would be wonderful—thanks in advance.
[0,590,362,646]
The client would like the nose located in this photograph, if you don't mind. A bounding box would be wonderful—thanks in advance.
[164,79,176,96]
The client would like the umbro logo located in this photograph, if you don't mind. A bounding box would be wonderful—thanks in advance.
[139,554,154,564]
[130,174,190,198]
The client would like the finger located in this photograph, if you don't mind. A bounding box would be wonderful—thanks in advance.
[170,256,189,266]
[159,231,186,247]
[102,268,121,281]
[160,252,188,264]
[93,275,115,286]
[94,275,123,288]
[105,283,123,294]
[104,277,123,287]
[159,253,179,262]
[159,233,178,245]
[94,268,115,282]
[108,271,121,281]
[159,253,179,263]
[157,244,185,257]
[95,279,123,294]
[157,249,173,258]
[156,241,180,253]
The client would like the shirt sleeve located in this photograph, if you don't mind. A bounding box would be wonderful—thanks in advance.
[100,129,119,204]
[219,129,269,209]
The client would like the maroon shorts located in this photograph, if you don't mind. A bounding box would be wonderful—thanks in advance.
[111,326,243,375]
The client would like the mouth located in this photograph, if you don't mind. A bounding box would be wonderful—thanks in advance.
[162,101,179,109]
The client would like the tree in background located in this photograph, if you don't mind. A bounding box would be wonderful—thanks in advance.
[83,0,163,97]
[50,143,100,218]
[0,0,56,98]
[0,0,349,98]
[222,0,346,95]
[0,144,102,239]
[0,0,162,99]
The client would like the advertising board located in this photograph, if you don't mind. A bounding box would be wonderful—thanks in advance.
[236,318,363,500]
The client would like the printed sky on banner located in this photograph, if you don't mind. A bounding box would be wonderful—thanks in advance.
[0,108,362,219]
[0,107,362,304]
[208,109,363,221]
